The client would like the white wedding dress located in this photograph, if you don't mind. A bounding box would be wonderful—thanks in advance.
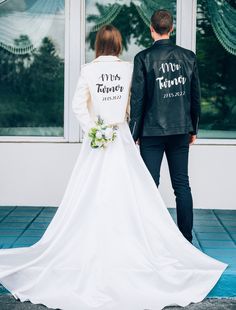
[0,56,228,310]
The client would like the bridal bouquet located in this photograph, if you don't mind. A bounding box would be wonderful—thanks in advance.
[88,116,118,149]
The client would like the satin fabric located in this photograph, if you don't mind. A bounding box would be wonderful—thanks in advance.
[0,121,228,310]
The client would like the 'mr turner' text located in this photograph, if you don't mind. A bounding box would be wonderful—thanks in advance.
[156,62,186,90]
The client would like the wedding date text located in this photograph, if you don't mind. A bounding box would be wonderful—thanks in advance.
[163,91,185,99]
[102,95,122,102]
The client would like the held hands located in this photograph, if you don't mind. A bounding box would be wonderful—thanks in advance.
[189,134,197,145]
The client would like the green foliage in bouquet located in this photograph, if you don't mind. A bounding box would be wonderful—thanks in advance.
[88,116,118,149]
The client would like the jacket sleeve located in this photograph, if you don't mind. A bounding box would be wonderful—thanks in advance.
[72,67,95,133]
[190,55,201,135]
[129,54,146,141]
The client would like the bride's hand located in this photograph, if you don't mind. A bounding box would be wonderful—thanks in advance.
[135,139,140,145]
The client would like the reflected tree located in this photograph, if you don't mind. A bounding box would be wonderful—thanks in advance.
[25,37,64,126]
[0,36,64,128]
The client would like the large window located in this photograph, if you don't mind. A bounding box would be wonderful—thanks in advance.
[85,0,176,62]
[1,0,235,142]
[0,0,65,137]
[196,0,236,139]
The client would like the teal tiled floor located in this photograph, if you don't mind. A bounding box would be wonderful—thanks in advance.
[0,207,235,297]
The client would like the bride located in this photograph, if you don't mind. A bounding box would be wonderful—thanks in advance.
[0,25,228,310]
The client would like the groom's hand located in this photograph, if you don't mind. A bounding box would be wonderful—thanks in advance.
[135,138,140,145]
[189,134,197,145]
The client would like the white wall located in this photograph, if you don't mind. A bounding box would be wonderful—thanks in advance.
[160,144,236,210]
[0,143,79,207]
[0,142,235,209]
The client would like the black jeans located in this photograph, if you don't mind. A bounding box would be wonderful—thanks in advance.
[139,134,193,242]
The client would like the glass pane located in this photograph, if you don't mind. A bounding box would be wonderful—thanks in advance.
[85,0,176,63]
[0,0,65,137]
[196,0,236,139]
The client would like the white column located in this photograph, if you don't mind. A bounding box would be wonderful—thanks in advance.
[176,0,197,52]
[67,0,85,142]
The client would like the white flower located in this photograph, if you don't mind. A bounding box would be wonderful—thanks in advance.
[95,131,103,139]
[104,127,113,139]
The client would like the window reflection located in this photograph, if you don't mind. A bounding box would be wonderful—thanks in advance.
[85,0,176,62]
[0,0,65,137]
[196,0,236,139]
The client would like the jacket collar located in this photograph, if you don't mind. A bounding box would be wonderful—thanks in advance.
[153,39,173,46]
[92,55,121,62]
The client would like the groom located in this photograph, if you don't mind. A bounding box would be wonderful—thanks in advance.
[129,9,201,243]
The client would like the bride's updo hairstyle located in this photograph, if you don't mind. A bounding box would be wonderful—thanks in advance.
[95,24,122,58]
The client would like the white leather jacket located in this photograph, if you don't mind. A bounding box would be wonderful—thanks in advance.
[72,55,133,133]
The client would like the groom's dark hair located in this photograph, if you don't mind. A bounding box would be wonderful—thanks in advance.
[151,9,173,35]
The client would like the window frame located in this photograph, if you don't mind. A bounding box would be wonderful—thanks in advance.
[0,0,235,145]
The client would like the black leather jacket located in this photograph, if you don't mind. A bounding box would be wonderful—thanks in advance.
[129,39,201,141]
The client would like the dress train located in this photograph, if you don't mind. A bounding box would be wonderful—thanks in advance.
[0,121,227,310]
